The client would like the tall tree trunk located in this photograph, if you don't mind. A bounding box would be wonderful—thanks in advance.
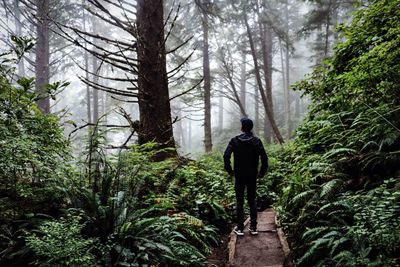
[91,16,99,123]
[136,0,177,156]
[177,108,186,150]
[324,13,331,58]
[295,92,300,125]
[35,0,50,113]
[316,25,324,65]
[218,94,223,129]
[187,119,192,152]
[92,54,99,123]
[279,38,288,138]
[83,4,91,123]
[254,84,260,137]
[260,22,273,143]
[284,0,291,139]
[224,59,247,117]
[14,0,25,77]
[240,50,246,113]
[201,10,212,153]
[244,13,284,144]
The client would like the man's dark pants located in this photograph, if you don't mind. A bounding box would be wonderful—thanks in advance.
[235,177,257,230]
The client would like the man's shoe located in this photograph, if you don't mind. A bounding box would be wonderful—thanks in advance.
[233,226,244,236]
[249,227,258,235]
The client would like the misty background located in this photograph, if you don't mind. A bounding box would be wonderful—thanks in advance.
[0,0,357,156]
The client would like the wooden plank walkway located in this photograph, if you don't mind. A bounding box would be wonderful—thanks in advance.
[228,209,291,267]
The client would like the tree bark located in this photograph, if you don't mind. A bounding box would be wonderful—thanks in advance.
[254,83,260,137]
[91,15,100,123]
[14,0,25,77]
[201,10,213,153]
[83,4,92,124]
[284,1,291,139]
[188,119,192,152]
[260,22,273,143]
[218,94,223,129]
[92,54,99,123]
[239,50,246,113]
[35,0,50,113]
[136,0,177,156]
[244,13,284,144]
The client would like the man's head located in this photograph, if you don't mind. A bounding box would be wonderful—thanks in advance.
[240,117,253,132]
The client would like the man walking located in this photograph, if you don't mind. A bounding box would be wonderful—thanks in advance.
[223,118,268,236]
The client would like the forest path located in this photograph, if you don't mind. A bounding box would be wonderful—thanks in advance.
[228,208,290,267]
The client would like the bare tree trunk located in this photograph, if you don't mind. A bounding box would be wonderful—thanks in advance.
[218,94,223,129]
[224,60,247,117]
[295,92,300,123]
[201,10,212,153]
[35,0,50,113]
[82,4,91,123]
[240,50,246,113]
[188,119,192,152]
[324,14,330,58]
[244,13,284,144]
[285,42,291,138]
[316,25,324,65]
[177,108,186,150]
[91,16,100,123]
[92,54,99,123]
[260,22,273,143]
[136,0,177,156]
[14,0,25,77]
[284,1,291,139]
[254,82,260,136]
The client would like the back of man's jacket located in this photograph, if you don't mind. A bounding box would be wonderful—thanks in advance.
[223,132,268,181]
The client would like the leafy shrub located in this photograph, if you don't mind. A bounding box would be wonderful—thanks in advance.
[26,214,99,267]
[272,1,400,266]
[0,39,72,266]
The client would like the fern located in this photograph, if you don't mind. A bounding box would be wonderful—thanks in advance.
[330,236,350,257]
[302,226,330,241]
[315,200,352,217]
[319,179,344,199]
[323,147,356,159]
[297,236,331,266]
[289,189,315,207]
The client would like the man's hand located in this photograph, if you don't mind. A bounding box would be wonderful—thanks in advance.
[229,170,235,177]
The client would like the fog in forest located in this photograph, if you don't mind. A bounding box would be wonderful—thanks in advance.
[0,0,355,156]
[3,1,400,266]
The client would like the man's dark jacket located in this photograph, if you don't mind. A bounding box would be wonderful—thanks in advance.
[223,132,268,180]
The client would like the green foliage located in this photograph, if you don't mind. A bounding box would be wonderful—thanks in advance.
[272,1,400,266]
[0,68,70,223]
[163,153,235,230]
[63,132,227,266]
[0,38,227,266]
[26,214,99,267]
[0,42,73,266]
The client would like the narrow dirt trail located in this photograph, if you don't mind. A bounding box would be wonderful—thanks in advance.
[228,208,290,267]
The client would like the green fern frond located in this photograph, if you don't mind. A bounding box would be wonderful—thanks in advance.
[290,190,315,207]
[297,237,330,266]
[302,226,330,241]
[323,148,356,159]
[320,179,344,198]
[332,250,354,265]
[316,201,352,217]
[173,212,204,228]
[330,236,350,257]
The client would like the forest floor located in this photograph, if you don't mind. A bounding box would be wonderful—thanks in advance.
[208,209,290,267]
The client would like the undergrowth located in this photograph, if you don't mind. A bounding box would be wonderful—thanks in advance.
[272,1,400,266]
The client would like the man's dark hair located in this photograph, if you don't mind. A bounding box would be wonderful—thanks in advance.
[240,117,253,132]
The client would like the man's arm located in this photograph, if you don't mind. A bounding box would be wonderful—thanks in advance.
[258,139,268,177]
[223,140,234,175]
